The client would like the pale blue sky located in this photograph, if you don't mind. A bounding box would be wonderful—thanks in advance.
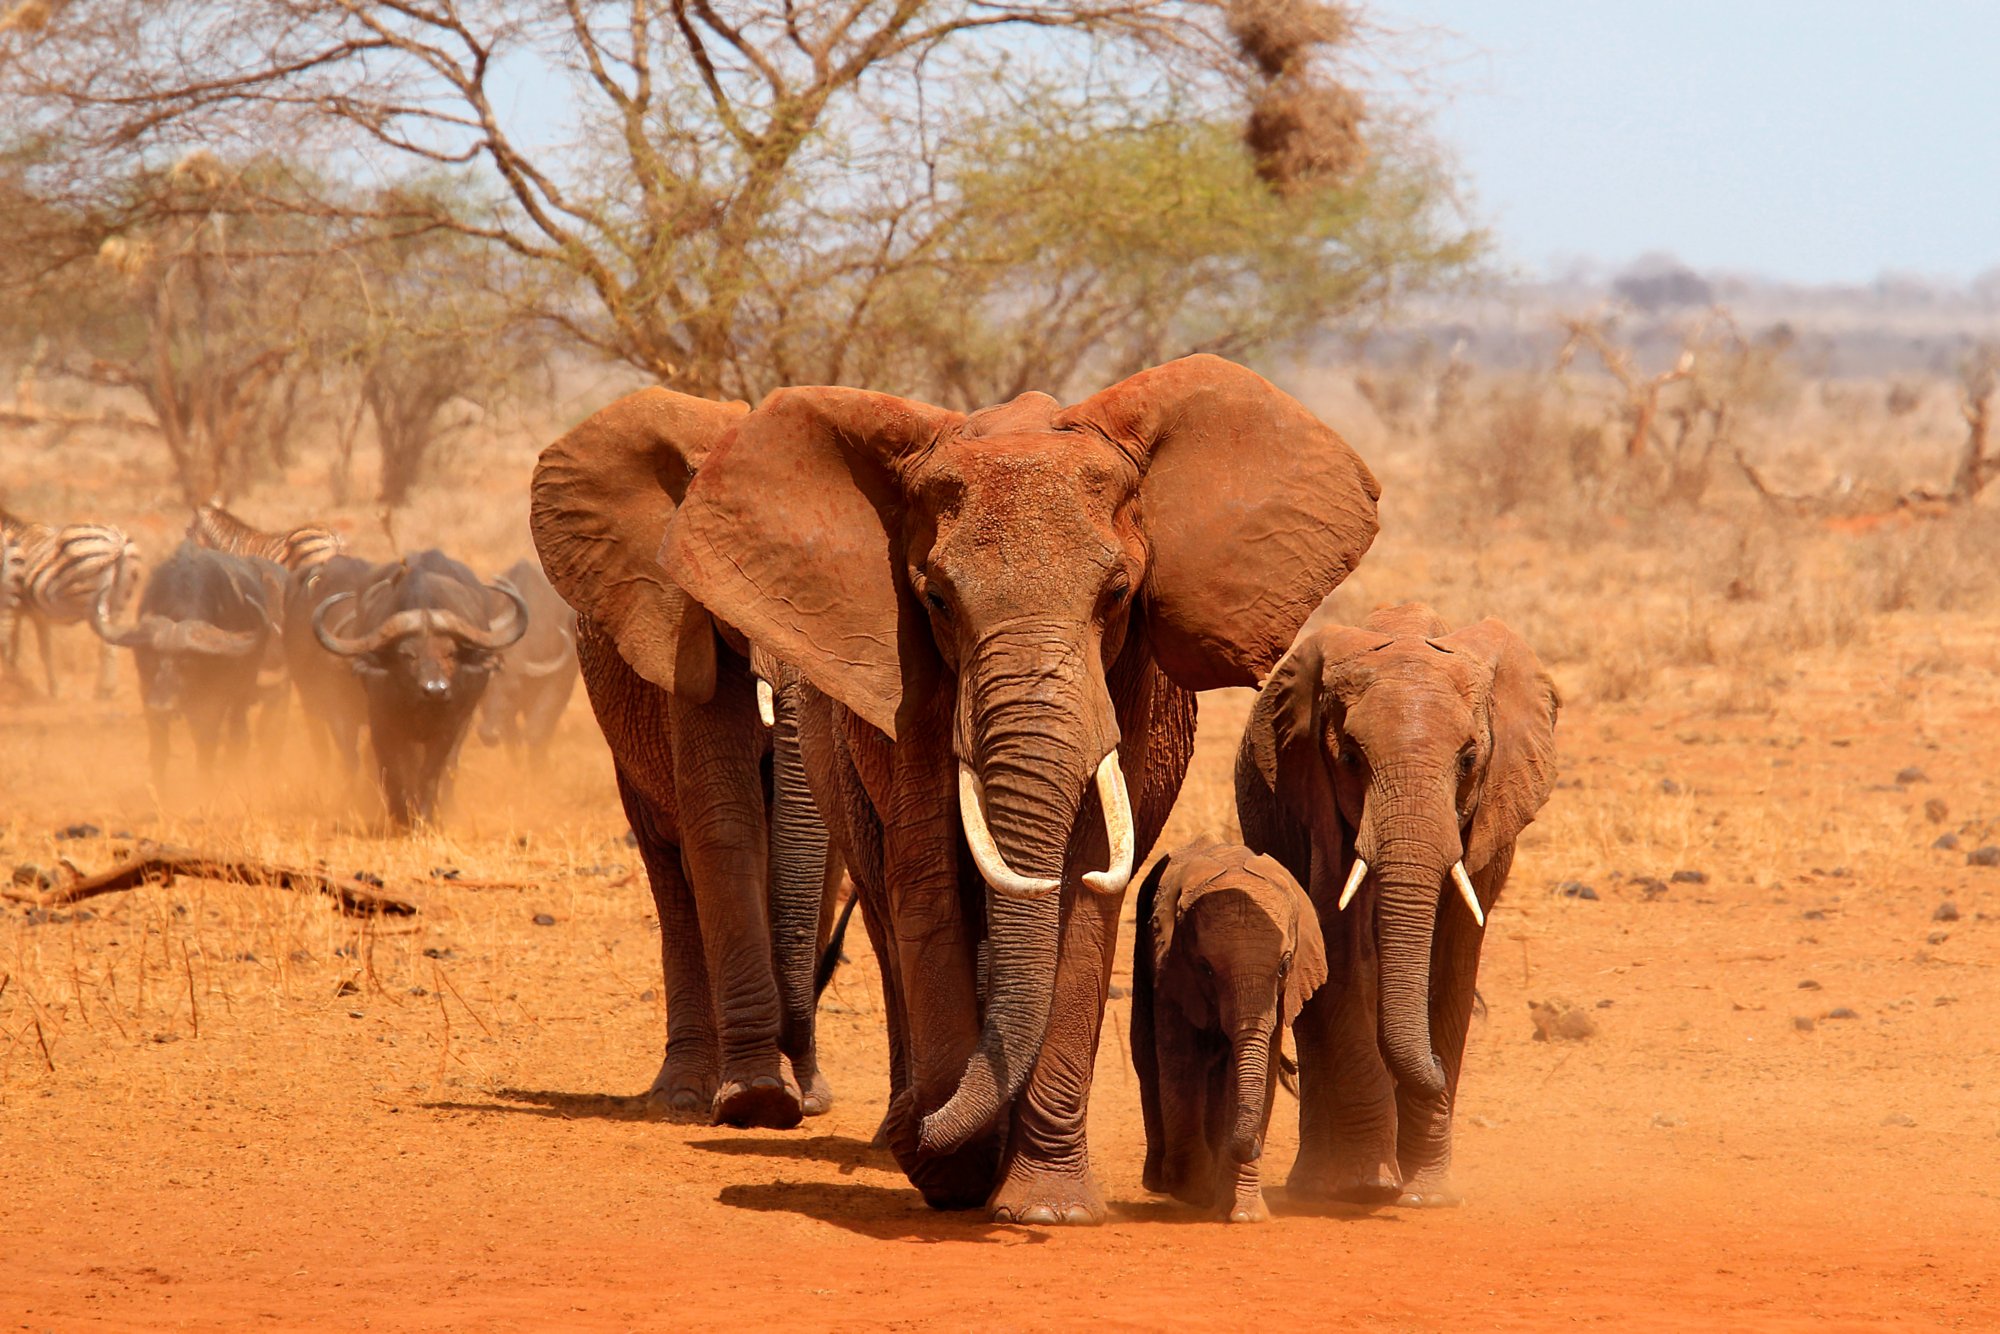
[1390,2,2000,284]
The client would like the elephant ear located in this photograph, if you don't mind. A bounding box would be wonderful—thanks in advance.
[530,388,748,699]
[1439,618,1560,872]
[1262,610,1391,840]
[1255,853,1328,1030]
[664,387,961,741]
[1059,354,1380,692]
[1146,847,1217,1030]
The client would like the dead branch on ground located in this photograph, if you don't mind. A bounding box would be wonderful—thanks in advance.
[8,842,417,916]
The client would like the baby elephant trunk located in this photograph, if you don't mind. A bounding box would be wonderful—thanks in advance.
[1228,1019,1273,1165]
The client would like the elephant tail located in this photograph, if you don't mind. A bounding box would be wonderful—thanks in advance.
[813,892,859,1000]
[1275,1044,1299,1098]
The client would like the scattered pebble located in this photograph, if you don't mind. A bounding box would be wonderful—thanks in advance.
[1881,1113,1916,1128]
[335,980,361,997]
[1798,979,1822,990]
[352,871,385,888]
[1558,882,1598,901]
[639,989,657,1003]
[1928,930,1950,946]
[1934,901,1961,923]
[1659,778,1683,796]
[622,829,639,848]
[1934,833,1962,851]
[1528,999,1597,1042]
[1634,877,1669,900]
[151,1032,180,1044]
[408,986,428,997]
[1825,1007,1859,1020]
[1968,847,2000,868]
[1595,998,1615,1008]
[1793,1016,1816,1032]
[1670,869,1709,884]
[532,912,557,926]
[53,823,101,841]
[334,945,356,958]
[1935,996,1957,1007]
[432,867,463,881]
[1924,798,1950,824]
[347,1010,365,1020]
[422,947,455,960]
[1651,1112,1685,1128]
[1107,984,1128,1000]
[1894,767,1928,785]
[1800,908,1828,921]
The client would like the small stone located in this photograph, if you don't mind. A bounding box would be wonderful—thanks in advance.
[422,947,455,960]
[335,979,361,997]
[347,1010,365,1020]
[408,986,428,997]
[1928,930,1950,946]
[1825,1007,1859,1020]
[1895,767,1928,785]
[1880,1112,1916,1128]
[1107,984,1129,1000]
[1968,846,2000,868]
[1651,1112,1685,1128]
[1559,881,1599,901]
[532,913,557,926]
[622,829,639,847]
[1670,869,1709,884]
[1923,798,1949,824]
[1934,833,1962,851]
[151,1032,180,1044]
[1934,901,1961,922]
[432,866,462,881]
[1935,995,1957,1006]
[234,952,258,963]
[352,871,385,888]
[1528,999,1597,1042]
[1634,877,1669,900]
[1800,908,1827,921]
[334,945,356,958]
[1798,979,1821,990]
[639,989,657,1003]
[1595,998,1614,1008]
[53,822,101,841]
[1793,1016,1816,1032]
[1659,778,1683,796]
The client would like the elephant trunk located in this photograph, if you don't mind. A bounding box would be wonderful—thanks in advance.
[920,648,1107,1156]
[1374,825,1453,1100]
[1227,1015,1274,1164]
[767,677,830,1083]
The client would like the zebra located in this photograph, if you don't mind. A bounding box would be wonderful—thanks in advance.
[187,502,343,572]
[1,510,143,699]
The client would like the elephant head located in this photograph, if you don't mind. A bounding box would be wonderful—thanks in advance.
[657,354,1378,1156]
[1260,602,1557,1099]
[1142,838,1327,1179]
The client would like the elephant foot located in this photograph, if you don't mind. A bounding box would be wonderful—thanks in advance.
[988,1156,1108,1227]
[645,1049,716,1120]
[797,1066,834,1118]
[711,1060,804,1130]
[1288,1150,1402,1205]
[1395,1167,1463,1209]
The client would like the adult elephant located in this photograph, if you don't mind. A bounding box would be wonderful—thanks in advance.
[659,354,1380,1224]
[1235,601,1559,1207]
[531,393,839,1129]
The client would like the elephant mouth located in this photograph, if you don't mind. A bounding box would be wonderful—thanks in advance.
[955,750,1134,900]
[1338,855,1485,927]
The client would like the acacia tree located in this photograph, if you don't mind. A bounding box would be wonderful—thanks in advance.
[3,0,1475,402]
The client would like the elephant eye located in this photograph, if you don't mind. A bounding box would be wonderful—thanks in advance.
[1277,954,1291,980]
[1458,748,1478,776]
[1105,575,1130,607]
[924,587,951,620]
[1337,746,1361,770]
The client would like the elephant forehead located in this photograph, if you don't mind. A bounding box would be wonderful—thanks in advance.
[1334,656,1483,741]
[918,433,1138,568]
[1181,883,1288,944]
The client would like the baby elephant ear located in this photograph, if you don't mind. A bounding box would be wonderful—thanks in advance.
[1255,854,1327,1029]
[531,388,748,700]
[1439,619,1560,872]
[1058,355,1380,692]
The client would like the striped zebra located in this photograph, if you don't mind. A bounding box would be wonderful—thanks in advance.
[187,503,343,572]
[1,510,142,699]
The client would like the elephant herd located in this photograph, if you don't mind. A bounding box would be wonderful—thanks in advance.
[529,353,1560,1226]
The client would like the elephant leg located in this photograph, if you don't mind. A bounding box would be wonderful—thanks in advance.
[667,670,800,1130]
[1290,885,1400,1202]
[1396,853,1506,1207]
[855,879,906,1149]
[615,767,720,1116]
[988,883,1122,1227]
[1152,1022,1218,1206]
[768,683,833,1117]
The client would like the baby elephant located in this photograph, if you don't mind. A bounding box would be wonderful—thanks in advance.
[1133,837,1328,1222]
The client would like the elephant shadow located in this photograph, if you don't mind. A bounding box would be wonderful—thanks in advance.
[419,1087,696,1123]
[689,1132,890,1174]
[719,1180,1054,1245]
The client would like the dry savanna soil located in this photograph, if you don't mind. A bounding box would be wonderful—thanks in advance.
[4,406,2000,1329]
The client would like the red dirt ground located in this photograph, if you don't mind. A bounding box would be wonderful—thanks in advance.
[4,619,1999,1331]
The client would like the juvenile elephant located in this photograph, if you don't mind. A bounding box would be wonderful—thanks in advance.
[661,353,1379,1223]
[1133,837,1327,1223]
[532,393,838,1129]
[1237,601,1558,1207]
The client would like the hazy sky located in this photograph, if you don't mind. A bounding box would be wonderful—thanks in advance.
[1390,2,2000,284]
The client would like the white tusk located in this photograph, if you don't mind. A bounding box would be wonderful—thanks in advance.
[1452,861,1485,927]
[958,764,1062,900]
[1081,751,1134,896]
[1338,857,1368,911]
[755,678,775,727]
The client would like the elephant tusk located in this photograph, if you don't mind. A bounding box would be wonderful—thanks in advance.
[755,677,775,728]
[958,764,1062,901]
[1081,750,1134,897]
[1452,861,1485,927]
[1338,857,1368,911]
